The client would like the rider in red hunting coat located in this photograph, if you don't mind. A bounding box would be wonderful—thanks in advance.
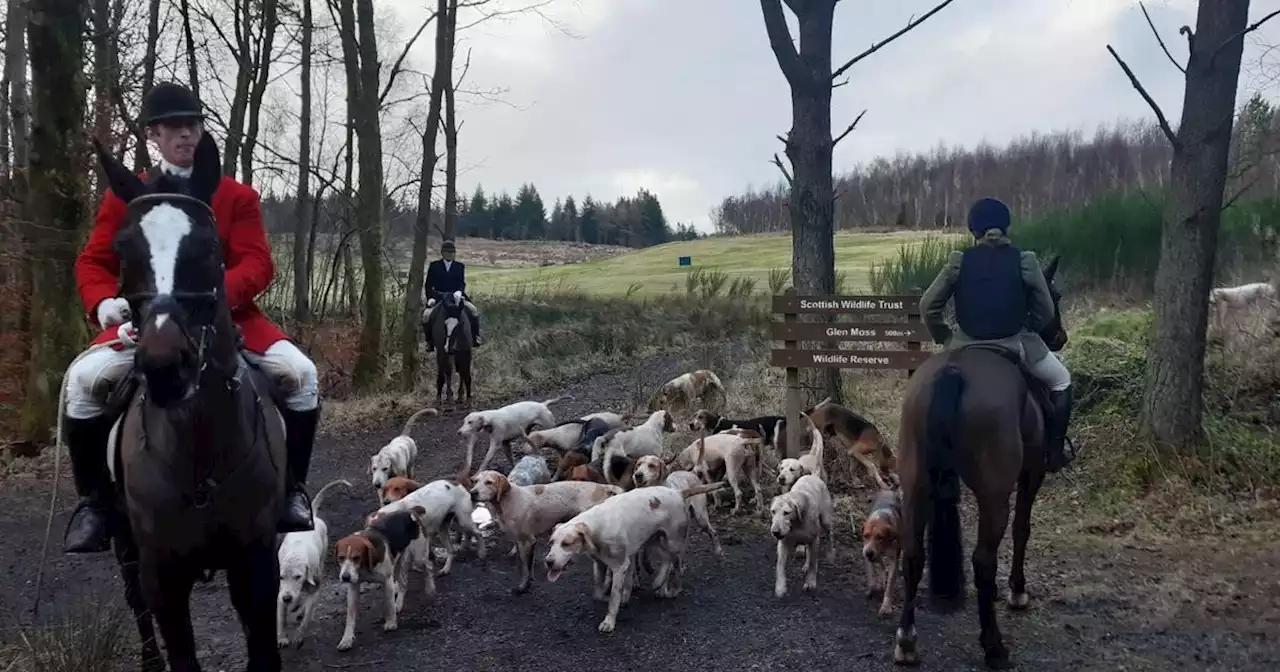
[62,82,320,554]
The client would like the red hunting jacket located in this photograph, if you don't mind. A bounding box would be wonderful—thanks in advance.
[76,175,287,354]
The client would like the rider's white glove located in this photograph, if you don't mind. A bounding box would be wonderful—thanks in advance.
[453,290,462,301]
[116,321,138,346]
[97,297,131,330]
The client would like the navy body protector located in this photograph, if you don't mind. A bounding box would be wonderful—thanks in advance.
[954,244,1027,341]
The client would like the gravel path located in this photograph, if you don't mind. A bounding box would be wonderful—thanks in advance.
[2,349,1277,671]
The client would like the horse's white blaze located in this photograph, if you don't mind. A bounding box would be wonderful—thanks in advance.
[139,203,193,295]
[155,314,170,328]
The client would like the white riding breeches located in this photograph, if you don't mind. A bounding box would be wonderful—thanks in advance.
[1026,351,1071,392]
[64,339,319,420]
[422,298,480,323]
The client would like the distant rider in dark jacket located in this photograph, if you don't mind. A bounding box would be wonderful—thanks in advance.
[423,239,483,349]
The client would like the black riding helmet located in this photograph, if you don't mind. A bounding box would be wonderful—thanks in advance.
[139,82,205,127]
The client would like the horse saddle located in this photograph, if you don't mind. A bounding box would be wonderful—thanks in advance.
[957,343,1054,423]
[102,350,291,485]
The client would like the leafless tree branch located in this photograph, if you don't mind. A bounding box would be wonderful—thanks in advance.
[832,109,867,147]
[759,0,806,85]
[1212,8,1280,66]
[831,0,959,81]
[1139,1,1185,74]
[771,153,793,185]
[378,10,437,106]
[1106,44,1181,149]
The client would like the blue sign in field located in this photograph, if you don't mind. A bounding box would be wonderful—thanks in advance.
[678,256,692,266]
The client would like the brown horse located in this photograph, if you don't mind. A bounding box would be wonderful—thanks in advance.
[95,134,287,672]
[892,256,1067,669]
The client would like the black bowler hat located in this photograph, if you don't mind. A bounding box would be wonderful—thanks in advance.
[139,82,205,126]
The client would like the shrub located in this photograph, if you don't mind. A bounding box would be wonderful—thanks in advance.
[867,234,969,294]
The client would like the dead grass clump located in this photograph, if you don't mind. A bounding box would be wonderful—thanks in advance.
[0,604,131,672]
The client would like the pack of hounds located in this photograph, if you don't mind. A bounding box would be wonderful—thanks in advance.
[277,369,904,650]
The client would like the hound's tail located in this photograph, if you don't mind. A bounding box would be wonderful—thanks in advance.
[680,481,726,500]
[541,395,575,406]
[803,411,825,473]
[400,407,441,437]
[311,479,353,519]
[923,364,966,601]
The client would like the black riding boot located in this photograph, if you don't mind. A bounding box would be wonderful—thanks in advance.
[63,415,117,554]
[468,310,483,346]
[279,405,320,533]
[1045,386,1075,473]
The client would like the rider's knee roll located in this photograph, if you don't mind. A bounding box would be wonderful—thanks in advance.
[258,340,320,412]
[64,346,135,420]
[1029,352,1071,392]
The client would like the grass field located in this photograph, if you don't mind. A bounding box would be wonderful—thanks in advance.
[464,230,943,296]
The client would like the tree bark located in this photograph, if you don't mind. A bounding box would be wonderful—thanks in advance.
[1140,0,1252,451]
[399,0,450,389]
[760,0,841,403]
[21,0,90,445]
[180,0,199,97]
[221,0,254,177]
[5,0,29,174]
[240,0,279,185]
[91,0,113,144]
[291,0,313,324]
[133,0,159,172]
[442,0,459,243]
[337,0,386,387]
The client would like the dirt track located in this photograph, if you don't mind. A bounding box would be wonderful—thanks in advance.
[2,350,1278,671]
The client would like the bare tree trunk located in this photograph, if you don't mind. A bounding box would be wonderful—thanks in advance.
[240,0,279,185]
[291,0,313,324]
[399,0,450,389]
[336,0,386,387]
[759,0,956,404]
[21,0,90,446]
[442,0,459,242]
[5,0,29,173]
[760,0,840,403]
[91,0,113,144]
[340,119,359,316]
[1135,0,1252,450]
[179,0,199,96]
[133,0,159,172]
[221,0,254,177]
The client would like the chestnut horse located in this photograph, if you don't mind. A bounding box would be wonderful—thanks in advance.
[892,256,1067,669]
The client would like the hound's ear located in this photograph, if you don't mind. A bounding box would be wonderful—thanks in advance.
[573,523,597,553]
[93,136,145,204]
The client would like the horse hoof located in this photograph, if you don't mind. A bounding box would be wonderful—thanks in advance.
[1007,592,1031,610]
[892,644,919,666]
[985,649,1013,669]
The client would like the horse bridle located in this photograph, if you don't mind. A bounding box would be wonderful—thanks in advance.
[121,191,231,389]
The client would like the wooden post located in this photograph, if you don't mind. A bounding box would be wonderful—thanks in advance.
[907,285,922,379]
[783,287,802,460]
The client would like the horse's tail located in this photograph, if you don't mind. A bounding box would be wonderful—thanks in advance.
[400,407,441,437]
[923,363,966,601]
[311,479,352,519]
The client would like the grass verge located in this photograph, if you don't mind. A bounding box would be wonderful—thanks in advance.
[308,283,772,433]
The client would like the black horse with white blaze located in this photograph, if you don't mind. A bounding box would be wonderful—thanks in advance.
[94,133,287,672]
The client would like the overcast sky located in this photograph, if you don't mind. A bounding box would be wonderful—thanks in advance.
[388,0,1280,232]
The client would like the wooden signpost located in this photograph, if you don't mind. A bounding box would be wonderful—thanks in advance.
[773,287,929,458]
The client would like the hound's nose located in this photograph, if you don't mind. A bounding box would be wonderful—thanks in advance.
[864,547,878,561]
[281,593,293,603]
